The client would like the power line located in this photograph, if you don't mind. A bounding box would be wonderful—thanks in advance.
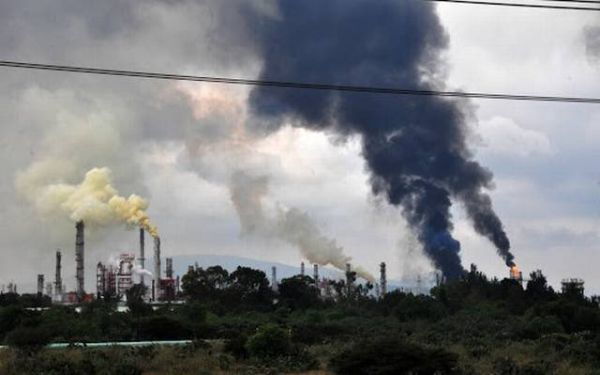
[0,60,599,104]
[541,0,600,4]
[427,0,600,11]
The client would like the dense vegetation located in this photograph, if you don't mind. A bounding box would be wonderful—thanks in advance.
[1,264,600,374]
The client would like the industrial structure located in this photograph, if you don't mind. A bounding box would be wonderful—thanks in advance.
[75,221,85,298]
[139,228,146,286]
[37,274,44,295]
[271,266,278,292]
[54,250,63,302]
[27,221,580,305]
[380,262,387,297]
[561,278,585,296]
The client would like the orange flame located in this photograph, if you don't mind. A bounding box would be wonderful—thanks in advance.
[510,265,521,279]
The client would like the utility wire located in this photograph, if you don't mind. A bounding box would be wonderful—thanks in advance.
[1,60,599,104]
[427,0,600,11]
[541,0,600,4]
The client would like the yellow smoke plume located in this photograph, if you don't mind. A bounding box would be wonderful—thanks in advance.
[24,167,158,236]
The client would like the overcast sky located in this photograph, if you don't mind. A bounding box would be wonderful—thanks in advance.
[0,1,598,293]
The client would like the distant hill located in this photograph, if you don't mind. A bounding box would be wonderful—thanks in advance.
[168,254,412,292]
[170,254,344,281]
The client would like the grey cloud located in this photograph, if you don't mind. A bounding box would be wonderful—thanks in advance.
[584,25,600,62]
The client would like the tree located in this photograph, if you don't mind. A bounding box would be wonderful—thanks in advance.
[227,267,272,307]
[278,275,320,309]
[526,270,555,301]
[126,284,151,317]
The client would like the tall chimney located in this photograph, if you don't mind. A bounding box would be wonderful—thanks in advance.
[153,236,161,299]
[380,262,387,297]
[300,262,305,277]
[313,264,319,283]
[271,266,278,292]
[139,228,145,286]
[166,257,173,279]
[346,263,352,296]
[54,250,62,298]
[37,274,44,295]
[75,221,85,298]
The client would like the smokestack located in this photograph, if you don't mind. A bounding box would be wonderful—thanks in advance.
[380,262,387,297]
[37,274,44,295]
[54,250,62,298]
[75,221,85,298]
[346,263,352,296]
[300,261,305,277]
[153,236,161,299]
[166,257,173,279]
[313,264,319,283]
[271,266,278,292]
[139,228,145,286]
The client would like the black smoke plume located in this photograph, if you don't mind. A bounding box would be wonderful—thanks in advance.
[246,0,514,279]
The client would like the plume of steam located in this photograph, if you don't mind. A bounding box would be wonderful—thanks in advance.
[246,0,514,278]
[230,171,374,281]
[132,264,153,279]
[18,167,158,237]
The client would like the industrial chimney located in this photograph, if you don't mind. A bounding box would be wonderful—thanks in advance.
[37,274,44,296]
[166,257,173,279]
[139,228,146,286]
[153,236,161,299]
[54,250,63,299]
[300,262,305,277]
[380,262,387,297]
[271,266,278,292]
[346,263,352,296]
[313,264,319,283]
[75,221,85,298]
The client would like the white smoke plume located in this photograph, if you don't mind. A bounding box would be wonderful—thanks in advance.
[132,264,153,279]
[16,167,158,237]
[230,170,374,281]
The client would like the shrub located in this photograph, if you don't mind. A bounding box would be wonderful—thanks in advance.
[329,338,458,375]
[4,326,52,353]
[245,324,291,358]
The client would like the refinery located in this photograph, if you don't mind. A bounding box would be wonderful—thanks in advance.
[19,219,587,306]
[27,221,401,306]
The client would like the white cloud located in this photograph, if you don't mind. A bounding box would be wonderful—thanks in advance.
[477,116,552,157]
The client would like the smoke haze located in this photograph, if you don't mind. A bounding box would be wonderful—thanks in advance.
[230,171,374,281]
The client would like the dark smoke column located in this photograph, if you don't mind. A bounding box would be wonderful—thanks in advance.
[246,0,514,278]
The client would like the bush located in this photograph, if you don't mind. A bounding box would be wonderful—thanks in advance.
[138,315,191,340]
[329,338,458,375]
[245,324,291,358]
[224,334,249,359]
[5,326,52,353]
